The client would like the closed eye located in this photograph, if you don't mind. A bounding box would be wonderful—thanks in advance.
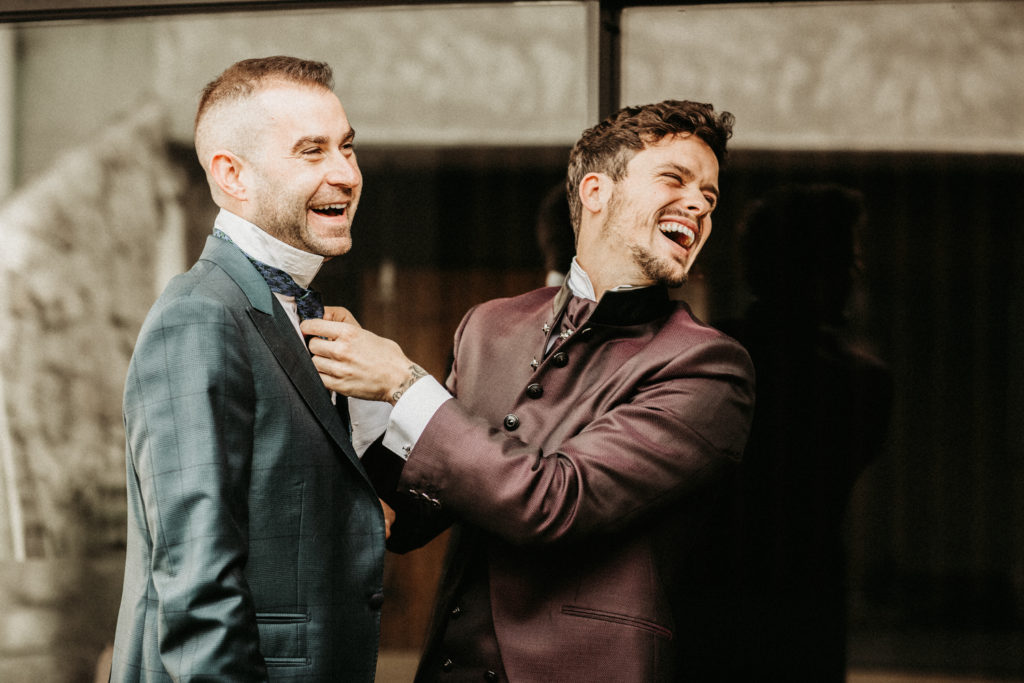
[291,135,330,157]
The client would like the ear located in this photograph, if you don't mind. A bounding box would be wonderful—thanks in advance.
[208,150,248,202]
[578,172,613,215]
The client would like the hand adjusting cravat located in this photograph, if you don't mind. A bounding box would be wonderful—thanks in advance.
[214,228,324,321]
[212,229,345,431]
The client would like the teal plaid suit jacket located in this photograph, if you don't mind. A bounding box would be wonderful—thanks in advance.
[111,236,386,682]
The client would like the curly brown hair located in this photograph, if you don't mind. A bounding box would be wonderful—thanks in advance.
[566,100,734,234]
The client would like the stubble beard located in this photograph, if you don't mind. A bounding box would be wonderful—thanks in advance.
[603,191,689,289]
[630,244,688,288]
[250,182,353,258]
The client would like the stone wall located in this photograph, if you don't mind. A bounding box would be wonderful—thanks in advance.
[0,103,188,680]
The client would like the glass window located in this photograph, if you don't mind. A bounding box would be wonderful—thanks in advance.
[623,3,1024,678]
[623,1,1024,152]
[11,3,590,185]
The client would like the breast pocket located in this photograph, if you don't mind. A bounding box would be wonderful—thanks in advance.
[561,605,674,640]
[256,612,310,667]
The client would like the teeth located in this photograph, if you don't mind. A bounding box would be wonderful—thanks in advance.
[659,221,695,247]
[314,203,347,211]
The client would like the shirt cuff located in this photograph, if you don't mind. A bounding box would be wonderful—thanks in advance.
[382,375,453,460]
[348,397,392,457]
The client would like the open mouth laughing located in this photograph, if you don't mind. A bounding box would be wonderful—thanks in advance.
[311,202,349,218]
[659,218,698,249]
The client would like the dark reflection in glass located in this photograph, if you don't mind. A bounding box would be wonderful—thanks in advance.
[716,183,893,680]
[703,151,1024,678]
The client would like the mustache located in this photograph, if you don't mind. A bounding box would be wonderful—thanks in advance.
[657,208,697,222]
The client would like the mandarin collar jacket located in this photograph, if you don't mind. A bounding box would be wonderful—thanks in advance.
[377,282,755,681]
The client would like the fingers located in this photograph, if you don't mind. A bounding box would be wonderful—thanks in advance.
[309,356,344,387]
[306,334,337,359]
[323,305,361,327]
[306,329,365,369]
[302,321,413,402]
[380,499,396,539]
[301,318,357,345]
[307,342,391,403]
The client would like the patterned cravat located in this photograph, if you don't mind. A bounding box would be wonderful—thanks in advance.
[550,295,594,350]
[212,229,344,432]
[564,295,594,332]
[213,228,324,321]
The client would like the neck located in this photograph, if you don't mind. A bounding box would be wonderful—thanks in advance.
[574,249,654,301]
[213,208,324,288]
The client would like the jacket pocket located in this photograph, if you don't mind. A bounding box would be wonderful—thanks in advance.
[263,657,309,668]
[561,605,674,640]
[256,612,309,624]
[256,612,310,667]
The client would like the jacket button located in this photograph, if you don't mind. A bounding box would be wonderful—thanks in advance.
[442,658,454,672]
[577,327,594,339]
[484,671,499,682]
[551,351,569,367]
[450,605,462,619]
[368,592,384,609]
[503,414,520,431]
[525,383,543,399]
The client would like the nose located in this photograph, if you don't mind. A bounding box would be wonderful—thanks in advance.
[326,151,361,188]
[684,187,712,217]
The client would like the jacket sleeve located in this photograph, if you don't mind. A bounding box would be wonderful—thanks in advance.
[398,328,755,548]
[363,307,484,554]
[123,293,266,680]
[362,436,457,554]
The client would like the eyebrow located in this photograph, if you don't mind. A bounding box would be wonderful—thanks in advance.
[290,128,356,155]
[659,162,719,200]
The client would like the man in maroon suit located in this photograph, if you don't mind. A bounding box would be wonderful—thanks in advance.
[303,100,755,681]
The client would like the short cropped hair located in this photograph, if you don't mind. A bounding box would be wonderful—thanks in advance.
[193,56,334,164]
[195,56,334,132]
[566,100,735,233]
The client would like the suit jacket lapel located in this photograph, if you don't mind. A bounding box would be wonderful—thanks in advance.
[198,236,366,476]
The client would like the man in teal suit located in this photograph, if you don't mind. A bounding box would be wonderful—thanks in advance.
[110,56,390,681]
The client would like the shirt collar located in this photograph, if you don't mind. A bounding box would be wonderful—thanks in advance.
[213,209,324,288]
[565,258,596,301]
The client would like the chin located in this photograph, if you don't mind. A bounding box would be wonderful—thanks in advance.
[305,230,352,257]
[321,240,353,258]
[660,273,688,288]
[653,256,690,288]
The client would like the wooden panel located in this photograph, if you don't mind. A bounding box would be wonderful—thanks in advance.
[359,266,544,649]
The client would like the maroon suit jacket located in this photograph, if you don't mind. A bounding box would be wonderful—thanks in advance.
[380,283,755,681]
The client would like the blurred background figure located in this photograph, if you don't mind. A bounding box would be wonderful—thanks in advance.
[718,183,893,681]
[535,182,576,287]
